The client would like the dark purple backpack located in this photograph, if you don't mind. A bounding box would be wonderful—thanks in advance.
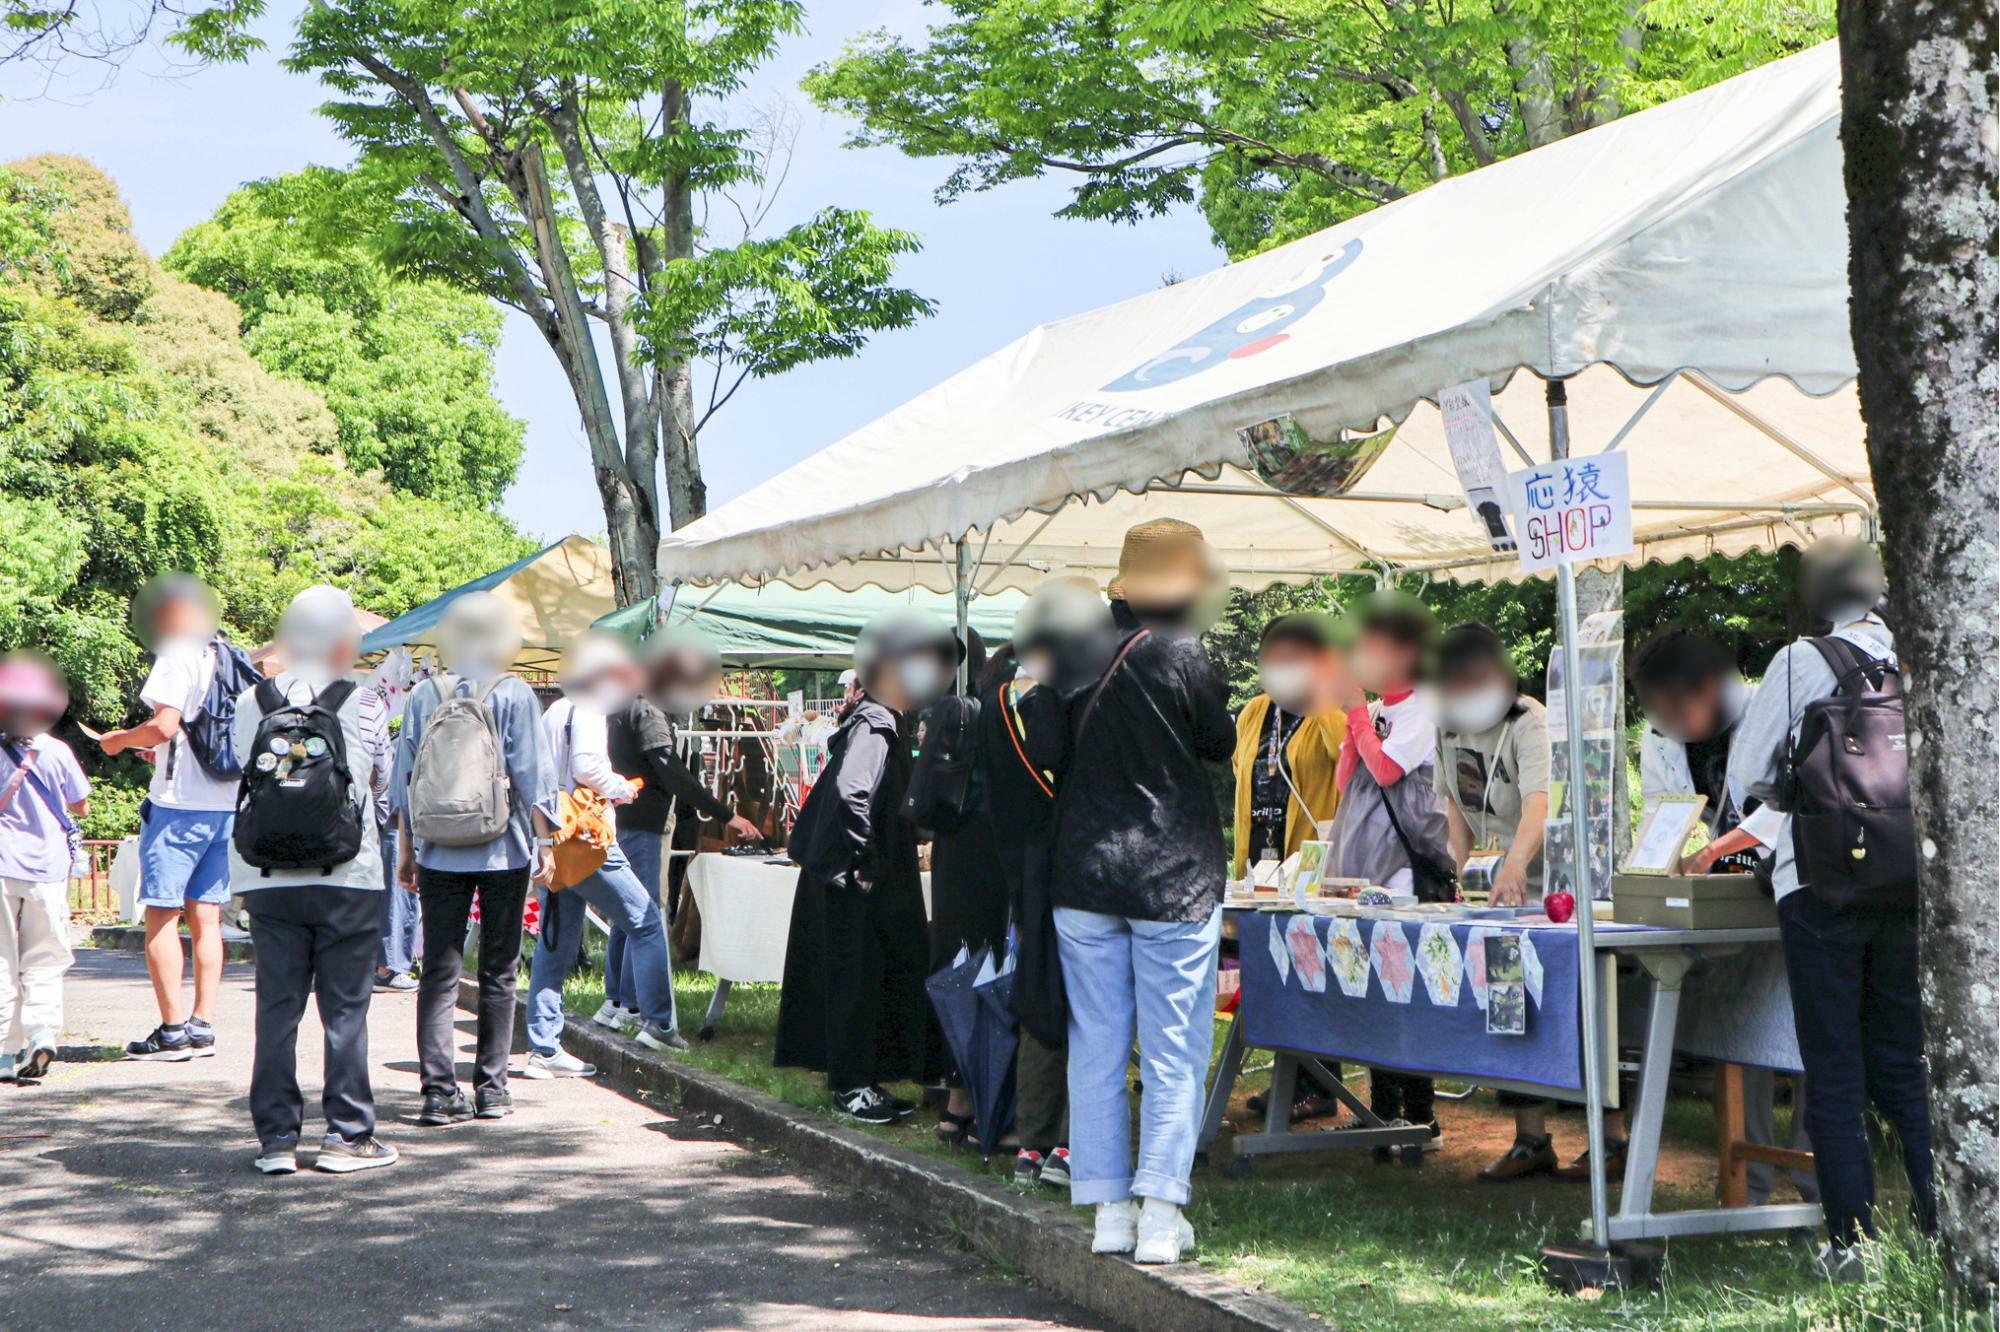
[1783,636,1918,908]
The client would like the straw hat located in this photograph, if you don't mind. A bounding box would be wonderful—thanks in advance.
[1107,518,1226,609]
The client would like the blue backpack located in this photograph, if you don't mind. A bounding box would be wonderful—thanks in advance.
[169,635,261,783]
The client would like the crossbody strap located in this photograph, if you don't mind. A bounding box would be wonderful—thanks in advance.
[0,743,39,820]
[1075,629,1149,741]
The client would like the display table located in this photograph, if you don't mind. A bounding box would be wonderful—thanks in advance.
[1206,907,1814,1240]
[682,852,932,1039]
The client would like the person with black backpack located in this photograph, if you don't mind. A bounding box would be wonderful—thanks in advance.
[1729,538,1934,1281]
[229,586,399,1176]
[99,574,259,1063]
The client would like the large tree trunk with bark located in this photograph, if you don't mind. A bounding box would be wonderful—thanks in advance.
[1836,0,1998,1303]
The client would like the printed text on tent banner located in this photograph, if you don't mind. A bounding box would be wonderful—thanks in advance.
[1504,453,1634,573]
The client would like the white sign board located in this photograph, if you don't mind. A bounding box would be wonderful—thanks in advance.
[1504,453,1634,572]
[1437,379,1515,552]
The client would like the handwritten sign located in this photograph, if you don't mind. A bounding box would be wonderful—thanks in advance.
[1438,379,1515,552]
[1504,453,1633,572]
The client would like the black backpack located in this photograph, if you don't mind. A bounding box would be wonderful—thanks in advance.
[233,678,365,876]
[1782,636,1918,908]
[170,635,262,783]
[906,694,982,833]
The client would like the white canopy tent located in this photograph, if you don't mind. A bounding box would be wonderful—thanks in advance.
[658,43,1865,598]
[657,42,1865,1254]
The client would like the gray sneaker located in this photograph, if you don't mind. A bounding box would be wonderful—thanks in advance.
[1813,1241,1872,1284]
[637,1022,689,1053]
[314,1133,399,1173]
[520,1049,597,1080]
[254,1142,299,1175]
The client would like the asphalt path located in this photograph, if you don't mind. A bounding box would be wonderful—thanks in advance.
[0,949,1108,1332]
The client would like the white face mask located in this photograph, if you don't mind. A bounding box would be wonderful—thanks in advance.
[585,679,634,713]
[1442,684,1515,734]
[896,655,947,708]
[1258,661,1314,711]
[1017,652,1053,684]
[1719,673,1749,727]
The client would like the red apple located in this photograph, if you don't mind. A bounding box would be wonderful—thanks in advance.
[1544,890,1576,924]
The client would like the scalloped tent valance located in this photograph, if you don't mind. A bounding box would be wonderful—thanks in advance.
[657,43,1866,594]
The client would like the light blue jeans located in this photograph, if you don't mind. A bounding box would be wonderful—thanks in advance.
[527,845,677,1055]
[1055,905,1221,1207]
[604,828,665,1011]
[376,824,420,976]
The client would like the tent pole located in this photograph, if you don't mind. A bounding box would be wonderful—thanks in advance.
[1549,377,1612,1255]
[954,537,972,693]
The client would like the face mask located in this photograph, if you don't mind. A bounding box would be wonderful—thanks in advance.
[1719,673,1749,728]
[1018,653,1053,684]
[1258,661,1314,711]
[896,655,947,708]
[586,680,634,712]
[1442,684,1514,734]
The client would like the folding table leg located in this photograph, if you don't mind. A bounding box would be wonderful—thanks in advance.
[1616,974,1683,1221]
[1198,1014,1246,1149]
[697,977,732,1041]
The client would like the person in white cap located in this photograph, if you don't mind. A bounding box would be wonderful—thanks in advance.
[232,585,397,1175]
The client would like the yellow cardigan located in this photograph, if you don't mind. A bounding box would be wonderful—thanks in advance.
[1231,694,1348,877]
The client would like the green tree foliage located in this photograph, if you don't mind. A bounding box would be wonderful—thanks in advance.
[0,156,533,797]
[807,0,1833,257]
[1,0,263,79]
[286,0,937,604]
[163,171,525,506]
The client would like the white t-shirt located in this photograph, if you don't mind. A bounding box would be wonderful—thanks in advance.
[1374,688,1439,773]
[139,638,239,811]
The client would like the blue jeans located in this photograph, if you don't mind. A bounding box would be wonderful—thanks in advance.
[527,846,677,1055]
[1777,891,1934,1246]
[376,824,420,976]
[605,828,666,1011]
[1056,905,1221,1207]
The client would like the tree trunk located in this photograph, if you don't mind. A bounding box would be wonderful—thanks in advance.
[658,86,706,531]
[1837,0,1998,1303]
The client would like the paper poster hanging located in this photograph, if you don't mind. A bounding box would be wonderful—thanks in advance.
[1238,414,1393,497]
[1504,452,1634,573]
[1417,923,1465,1007]
[1328,917,1372,997]
[1438,379,1516,553]
[1370,921,1416,1003]
[1485,930,1528,1035]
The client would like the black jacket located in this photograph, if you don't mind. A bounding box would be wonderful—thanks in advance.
[1050,603,1235,923]
[607,698,732,834]
[787,696,909,890]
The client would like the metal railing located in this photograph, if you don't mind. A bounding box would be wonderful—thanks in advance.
[69,839,125,925]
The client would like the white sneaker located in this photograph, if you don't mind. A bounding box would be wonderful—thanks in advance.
[1133,1198,1194,1264]
[520,1049,598,1080]
[1091,1199,1140,1255]
[588,1001,625,1030]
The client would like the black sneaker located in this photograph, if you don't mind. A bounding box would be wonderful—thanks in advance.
[475,1090,514,1120]
[418,1090,474,1126]
[1040,1146,1072,1189]
[126,1025,194,1062]
[1013,1149,1044,1187]
[315,1133,399,1173]
[833,1086,899,1125]
[185,1018,216,1058]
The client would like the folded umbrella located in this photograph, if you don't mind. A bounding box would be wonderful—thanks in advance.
[925,944,1019,1160]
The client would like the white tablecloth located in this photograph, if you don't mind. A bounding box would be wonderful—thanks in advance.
[686,853,933,985]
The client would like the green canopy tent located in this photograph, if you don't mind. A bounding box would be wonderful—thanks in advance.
[594,582,1025,670]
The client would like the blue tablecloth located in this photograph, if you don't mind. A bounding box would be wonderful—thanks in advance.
[1237,910,1604,1094]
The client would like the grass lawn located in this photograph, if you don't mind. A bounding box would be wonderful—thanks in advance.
[562,966,1978,1332]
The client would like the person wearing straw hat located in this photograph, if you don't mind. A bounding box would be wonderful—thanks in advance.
[1052,519,1235,1265]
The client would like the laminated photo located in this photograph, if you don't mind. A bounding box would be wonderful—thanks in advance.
[1267,911,1293,984]
[1328,916,1371,997]
[1417,923,1464,1007]
[1485,930,1528,1036]
[1464,926,1496,1010]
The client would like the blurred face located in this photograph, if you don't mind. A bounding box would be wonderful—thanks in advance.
[1439,657,1516,733]
[152,592,217,646]
[1257,638,1322,711]
[1349,630,1418,695]
[1641,674,1725,744]
[438,594,521,679]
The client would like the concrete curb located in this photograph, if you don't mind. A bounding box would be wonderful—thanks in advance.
[91,924,256,963]
[461,979,1307,1332]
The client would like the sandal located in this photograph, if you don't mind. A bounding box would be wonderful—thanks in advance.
[935,1109,975,1146]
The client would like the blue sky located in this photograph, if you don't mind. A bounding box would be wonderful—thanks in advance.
[0,1,1222,543]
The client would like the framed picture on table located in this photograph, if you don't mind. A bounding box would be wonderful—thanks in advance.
[1624,795,1708,875]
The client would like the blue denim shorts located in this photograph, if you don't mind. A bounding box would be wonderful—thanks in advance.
[137,802,235,908]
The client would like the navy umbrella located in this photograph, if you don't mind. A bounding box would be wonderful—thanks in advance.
[925,945,1019,1160]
